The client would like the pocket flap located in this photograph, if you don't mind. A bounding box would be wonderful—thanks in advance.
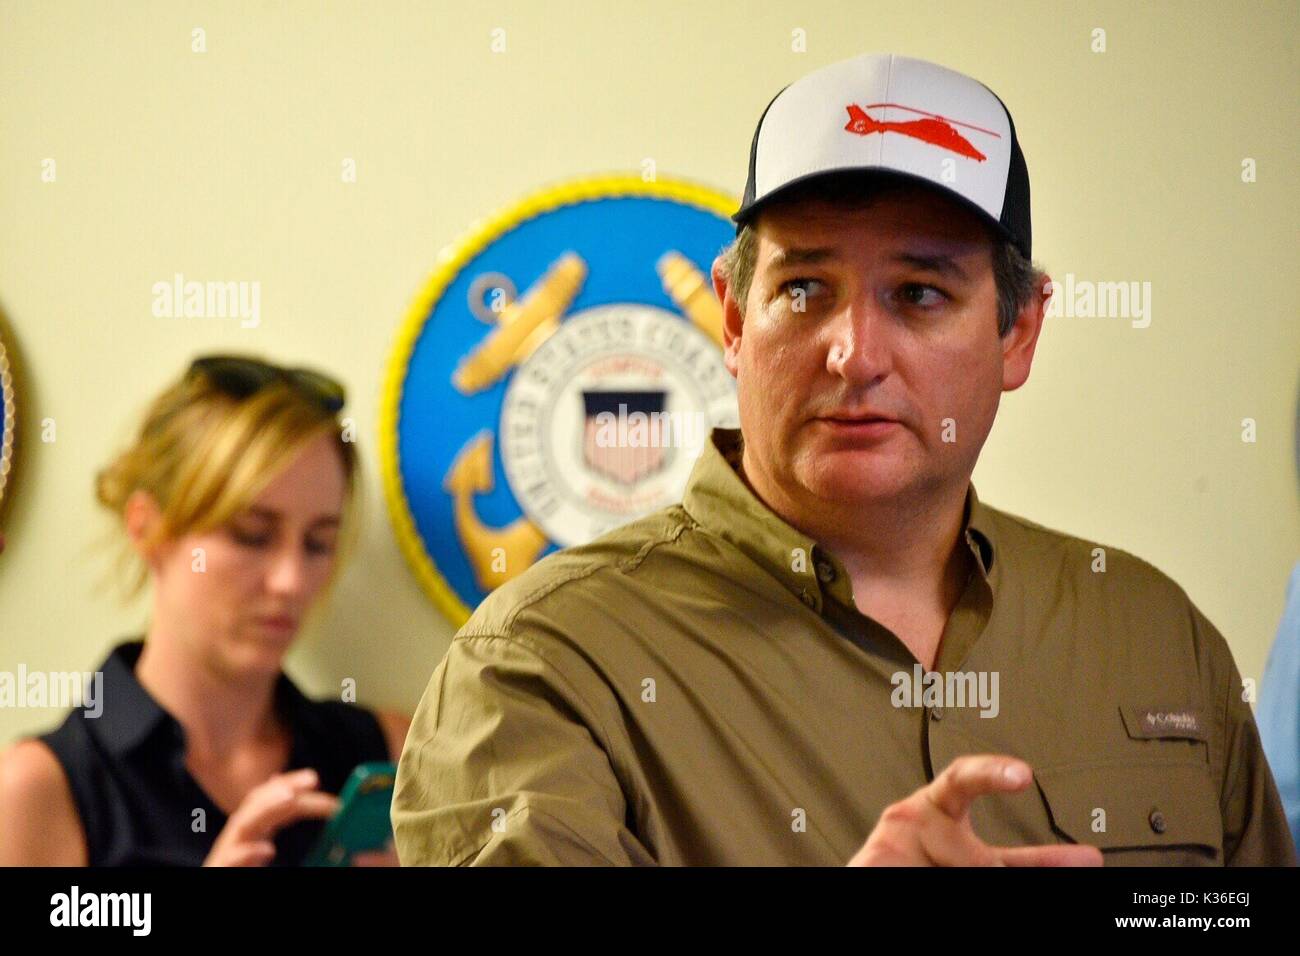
[1034,761,1222,853]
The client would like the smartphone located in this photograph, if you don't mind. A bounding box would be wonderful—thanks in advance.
[303,762,397,867]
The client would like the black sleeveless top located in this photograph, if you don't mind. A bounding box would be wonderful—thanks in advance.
[38,640,390,866]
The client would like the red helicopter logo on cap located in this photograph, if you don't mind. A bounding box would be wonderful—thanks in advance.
[844,102,998,161]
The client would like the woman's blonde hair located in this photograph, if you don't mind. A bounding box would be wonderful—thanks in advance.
[96,356,360,596]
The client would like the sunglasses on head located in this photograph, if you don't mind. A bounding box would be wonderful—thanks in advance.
[186,355,346,414]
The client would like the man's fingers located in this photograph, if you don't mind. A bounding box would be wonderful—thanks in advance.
[926,755,1033,820]
[854,756,1107,867]
[997,843,1105,867]
[917,819,998,866]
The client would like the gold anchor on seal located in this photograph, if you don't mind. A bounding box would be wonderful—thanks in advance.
[444,430,550,592]
[453,252,588,395]
[445,250,723,592]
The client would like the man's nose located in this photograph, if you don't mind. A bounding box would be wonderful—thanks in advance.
[826,300,892,386]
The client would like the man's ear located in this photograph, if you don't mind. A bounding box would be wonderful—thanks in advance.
[1002,272,1051,393]
[711,254,744,377]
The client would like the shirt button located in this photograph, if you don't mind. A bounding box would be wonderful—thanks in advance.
[815,561,837,583]
[930,707,945,721]
[1149,810,1166,834]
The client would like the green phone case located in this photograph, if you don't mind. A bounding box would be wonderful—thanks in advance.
[304,762,397,867]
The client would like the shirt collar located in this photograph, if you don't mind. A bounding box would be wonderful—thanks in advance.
[682,428,997,613]
[89,639,315,758]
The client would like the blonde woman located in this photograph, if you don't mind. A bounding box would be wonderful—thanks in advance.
[0,355,409,866]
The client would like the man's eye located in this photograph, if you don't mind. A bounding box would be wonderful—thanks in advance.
[782,278,825,305]
[897,283,948,307]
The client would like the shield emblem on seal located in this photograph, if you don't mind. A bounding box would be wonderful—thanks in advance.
[581,390,670,485]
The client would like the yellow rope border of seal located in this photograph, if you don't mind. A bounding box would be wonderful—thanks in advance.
[378,173,738,628]
[0,317,16,516]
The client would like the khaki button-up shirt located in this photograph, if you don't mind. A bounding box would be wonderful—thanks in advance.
[393,428,1295,866]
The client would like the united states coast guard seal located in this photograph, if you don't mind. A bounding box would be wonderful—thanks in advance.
[380,176,739,625]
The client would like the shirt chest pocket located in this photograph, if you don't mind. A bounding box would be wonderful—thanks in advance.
[1033,760,1223,865]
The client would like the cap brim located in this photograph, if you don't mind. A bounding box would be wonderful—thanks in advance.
[731,167,1014,250]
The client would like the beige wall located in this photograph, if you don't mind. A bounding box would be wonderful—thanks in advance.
[1,0,1297,746]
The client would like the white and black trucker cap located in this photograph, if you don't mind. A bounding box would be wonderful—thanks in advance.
[734,53,1032,260]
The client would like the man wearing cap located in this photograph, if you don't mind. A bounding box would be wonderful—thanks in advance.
[393,53,1294,866]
